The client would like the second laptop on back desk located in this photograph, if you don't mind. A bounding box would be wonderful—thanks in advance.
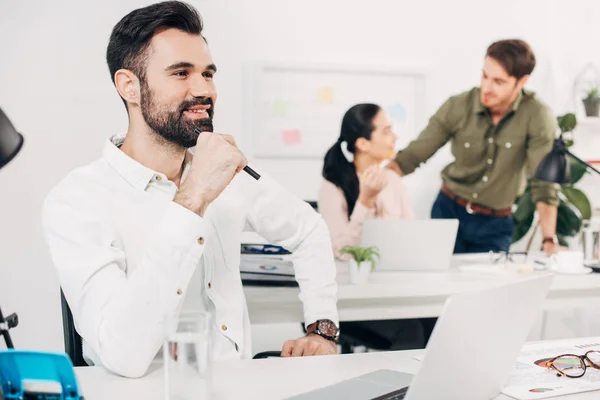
[361,219,459,272]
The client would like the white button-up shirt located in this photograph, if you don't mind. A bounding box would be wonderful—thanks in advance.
[42,137,338,378]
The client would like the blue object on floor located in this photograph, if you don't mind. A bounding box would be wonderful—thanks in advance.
[0,350,82,399]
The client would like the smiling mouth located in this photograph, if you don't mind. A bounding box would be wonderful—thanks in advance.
[183,105,211,119]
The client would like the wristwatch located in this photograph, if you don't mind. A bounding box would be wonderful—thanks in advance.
[307,319,340,342]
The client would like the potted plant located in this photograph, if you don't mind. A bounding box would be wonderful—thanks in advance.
[512,113,591,249]
[582,87,600,117]
[340,245,380,285]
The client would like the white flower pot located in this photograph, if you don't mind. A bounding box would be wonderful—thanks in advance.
[348,260,372,285]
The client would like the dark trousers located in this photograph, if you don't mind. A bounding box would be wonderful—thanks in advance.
[431,191,514,254]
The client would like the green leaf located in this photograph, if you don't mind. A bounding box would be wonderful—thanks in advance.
[558,113,577,133]
[569,156,589,184]
[556,201,582,237]
[512,189,534,223]
[562,187,592,220]
[512,209,535,243]
[340,245,380,270]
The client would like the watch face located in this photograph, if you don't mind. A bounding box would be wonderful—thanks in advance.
[318,320,338,337]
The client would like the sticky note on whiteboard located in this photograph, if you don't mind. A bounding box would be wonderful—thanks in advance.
[317,87,335,104]
[387,103,407,121]
[282,129,301,145]
[272,99,289,117]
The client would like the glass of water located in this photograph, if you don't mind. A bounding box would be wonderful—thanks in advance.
[164,310,212,400]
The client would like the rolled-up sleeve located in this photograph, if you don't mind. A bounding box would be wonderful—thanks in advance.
[527,107,560,206]
[245,175,339,327]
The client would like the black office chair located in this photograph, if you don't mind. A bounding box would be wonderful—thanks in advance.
[60,289,87,367]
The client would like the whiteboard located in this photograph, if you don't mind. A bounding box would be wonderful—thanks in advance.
[244,63,427,159]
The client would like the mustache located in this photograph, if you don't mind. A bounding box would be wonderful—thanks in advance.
[178,97,214,117]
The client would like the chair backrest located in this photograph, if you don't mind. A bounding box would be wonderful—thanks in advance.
[59,289,87,367]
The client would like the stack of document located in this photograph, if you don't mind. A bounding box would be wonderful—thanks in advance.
[502,337,600,399]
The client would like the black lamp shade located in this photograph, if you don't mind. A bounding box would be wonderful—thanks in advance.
[533,138,571,185]
[0,108,24,170]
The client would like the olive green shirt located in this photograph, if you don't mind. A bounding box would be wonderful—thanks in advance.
[395,87,560,210]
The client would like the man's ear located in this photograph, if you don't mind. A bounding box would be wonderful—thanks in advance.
[114,69,140,106]
[516,75,529,91]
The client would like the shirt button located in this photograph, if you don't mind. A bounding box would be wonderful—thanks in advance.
[473,193,479,199]
[488,138,494,144]
[505,142,512,149]
[155,175,162,181]
[482,176,488,182]
[487,158,493,165]
[464,142,471,149]
[221,324,228,331]
[177,289,183,295]
[197,237,205,245]
[208,282,212,289]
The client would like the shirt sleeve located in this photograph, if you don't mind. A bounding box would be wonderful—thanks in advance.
[42,186,206,378]
[527,106,561,206]
[245,175,339,327]
[394,97,454,175]
[317,179,375,258]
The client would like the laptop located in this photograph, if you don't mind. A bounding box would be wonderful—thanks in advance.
[361,219,459,271]
[288,274,554,400]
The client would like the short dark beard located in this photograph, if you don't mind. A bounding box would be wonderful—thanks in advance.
[140,80,214,148]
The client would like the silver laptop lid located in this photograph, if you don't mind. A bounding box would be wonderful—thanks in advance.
[361,219,458,271]
[406,274,554,400]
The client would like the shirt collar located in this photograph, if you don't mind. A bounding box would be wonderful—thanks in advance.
[474,88,526,115]
[103,135,193,191]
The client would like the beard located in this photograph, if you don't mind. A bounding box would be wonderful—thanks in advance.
[140,81,214,149]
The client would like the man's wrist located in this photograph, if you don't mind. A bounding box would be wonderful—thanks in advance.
[306,319,340,342]
[174,189,208,217]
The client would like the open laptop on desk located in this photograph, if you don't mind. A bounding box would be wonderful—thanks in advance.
[288,274,554,400]
[361,219,458,271]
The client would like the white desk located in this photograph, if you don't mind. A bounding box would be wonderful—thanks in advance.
[74,348,598,400]
[244,257,600,323]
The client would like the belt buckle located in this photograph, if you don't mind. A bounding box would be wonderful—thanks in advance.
[466,201,475,214]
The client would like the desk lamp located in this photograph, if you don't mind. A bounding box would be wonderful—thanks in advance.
[534,113,600,183]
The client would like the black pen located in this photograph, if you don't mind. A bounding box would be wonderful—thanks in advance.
[194,128,261,180]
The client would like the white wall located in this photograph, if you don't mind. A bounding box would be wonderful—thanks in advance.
[2,0,600,352]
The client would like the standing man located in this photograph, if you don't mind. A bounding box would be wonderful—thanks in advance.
[388,39,560,254]
[43,1,339,378]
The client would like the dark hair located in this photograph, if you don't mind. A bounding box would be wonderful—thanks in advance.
[486,39,536,80]
[106,1,204,107]
[322,103,381,218]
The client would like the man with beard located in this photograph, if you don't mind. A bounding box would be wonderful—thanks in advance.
[42,1,339,378]
[387,40,561,255]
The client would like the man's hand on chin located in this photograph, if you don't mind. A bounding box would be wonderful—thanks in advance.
[280,334,337,357]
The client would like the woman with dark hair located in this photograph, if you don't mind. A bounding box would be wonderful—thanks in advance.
[319,103,414,258]
[319,104,430,352]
